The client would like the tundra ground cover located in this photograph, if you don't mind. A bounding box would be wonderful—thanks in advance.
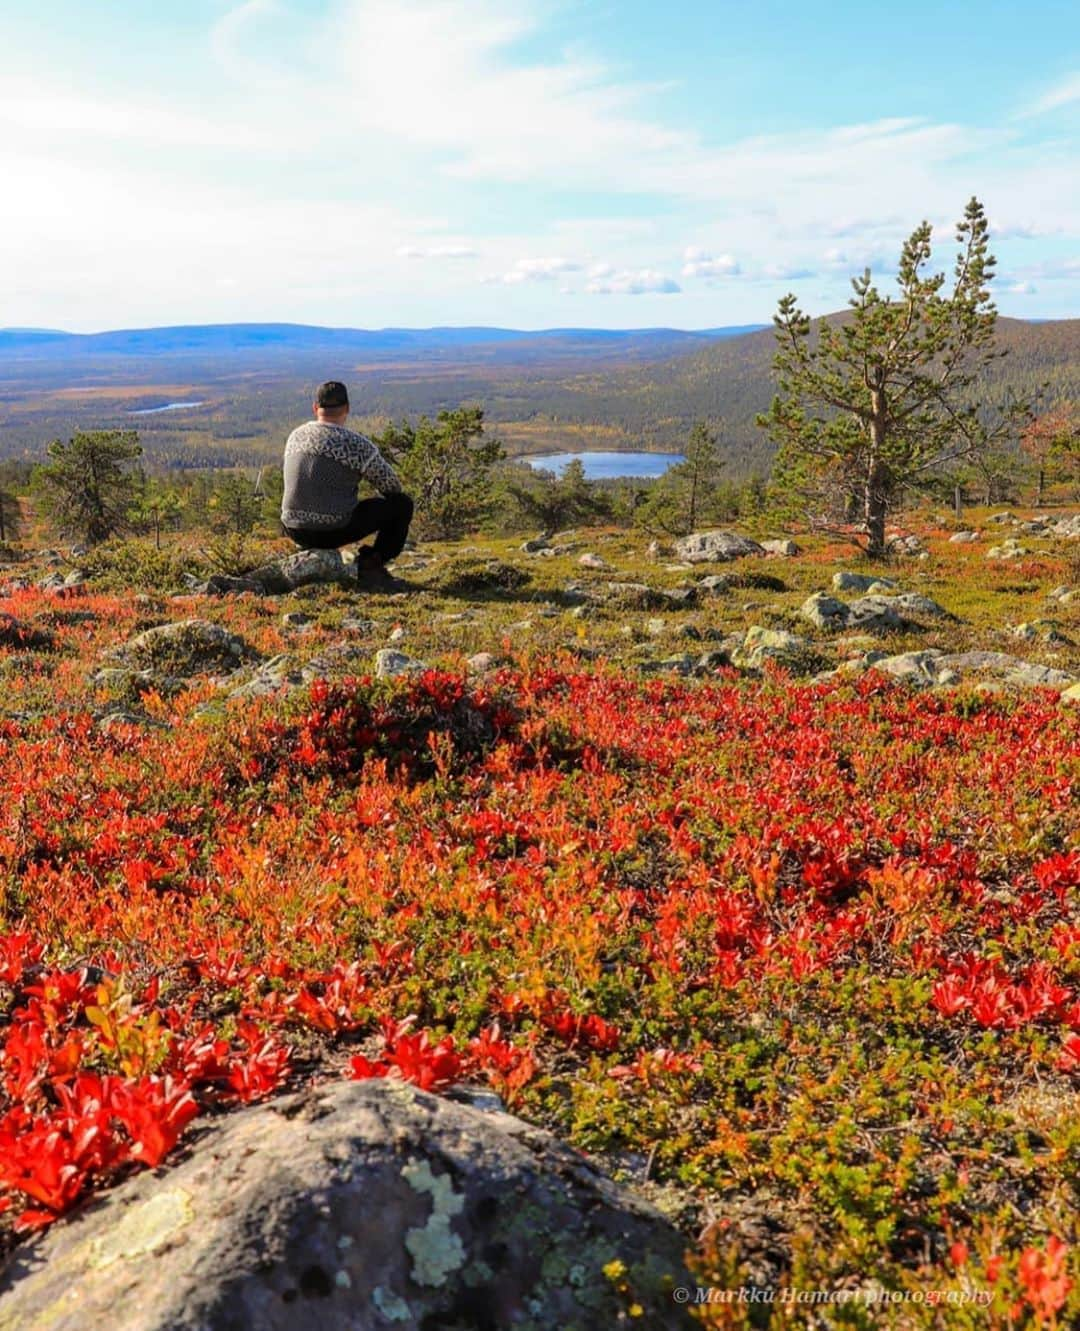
[0,518,1077,1327]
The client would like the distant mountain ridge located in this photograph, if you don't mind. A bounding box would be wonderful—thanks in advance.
[0,322,767,361]
[0,314,1075,477]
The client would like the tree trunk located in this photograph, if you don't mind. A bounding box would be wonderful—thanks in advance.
[865,403,889,559]
[954,485,962,519]
[1036,468,1044,507]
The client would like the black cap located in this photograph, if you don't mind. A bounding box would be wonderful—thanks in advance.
[315,380,349,409]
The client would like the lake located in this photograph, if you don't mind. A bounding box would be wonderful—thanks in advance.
[524,450,684,479]
[128,401,206,415]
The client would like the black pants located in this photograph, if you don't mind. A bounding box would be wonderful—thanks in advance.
[282,493,414,561]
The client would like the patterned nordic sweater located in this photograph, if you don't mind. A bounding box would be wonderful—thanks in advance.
[280,421,403,529]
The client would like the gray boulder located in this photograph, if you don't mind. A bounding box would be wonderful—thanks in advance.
[201,574,264,595]
[577,552,610,570]
[114,620,257,678]
[247,548,351,594]
[1003,662,1076,690]
[948,531,980,543]
[673,530,765,563]
[800,592,850,631]
[0,1080,693,1331]
[832,572,898,593]
[760,538,801,557]
[732,626,815,671]
[846,595,903,631]
[891,592,950,619]
[870,650,952,688]
[375,649,428,678]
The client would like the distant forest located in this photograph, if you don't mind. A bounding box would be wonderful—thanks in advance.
[0,317,1076,482]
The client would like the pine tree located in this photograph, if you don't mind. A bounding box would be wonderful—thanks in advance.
[0,487,21,543]
[33,430,143,544]
[376,407,502,540]
[506,457,610,532]
[637,420,725,536]
[129,479,184,549]
[758,198,1029,557]
[209,472,264,535]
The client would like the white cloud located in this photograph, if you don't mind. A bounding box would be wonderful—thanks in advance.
[584,268,680,295]
[681,248,740,278]
[1019,71,1080,118]
[1008,281,1037,294]
[496,256,582,284]
[396,244,478,259]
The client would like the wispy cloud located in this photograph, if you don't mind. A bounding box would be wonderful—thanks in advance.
[397,244,478,259]
[1019,70,1080,117]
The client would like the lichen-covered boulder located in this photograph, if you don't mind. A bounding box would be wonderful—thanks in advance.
[869,650,950,688]
[673,530,765,563]
[0,1080,694,1331]
[375,648,428,678]
[800,592,850,631]
[114,619,258,678]
[247,548,352,594]
[732,626,817,672]
[845,595,903,631]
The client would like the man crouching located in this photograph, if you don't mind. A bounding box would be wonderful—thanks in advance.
[281,380,414,584]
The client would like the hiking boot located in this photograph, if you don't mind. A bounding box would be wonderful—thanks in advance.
[353,548,410,591]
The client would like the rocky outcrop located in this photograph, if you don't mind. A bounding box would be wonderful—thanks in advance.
[672,530,765,563]
[0,1080,694,1331]
[112,620,259,678]
[801,590,949,633]
[847,648,1078,692]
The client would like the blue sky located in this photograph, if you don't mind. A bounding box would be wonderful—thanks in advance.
[1,0,1078,331]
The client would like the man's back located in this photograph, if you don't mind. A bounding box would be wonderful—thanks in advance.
[281,421,401,530]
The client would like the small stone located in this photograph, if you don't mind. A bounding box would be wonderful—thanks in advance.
[374,649,426,678]
[465,652,498,674]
